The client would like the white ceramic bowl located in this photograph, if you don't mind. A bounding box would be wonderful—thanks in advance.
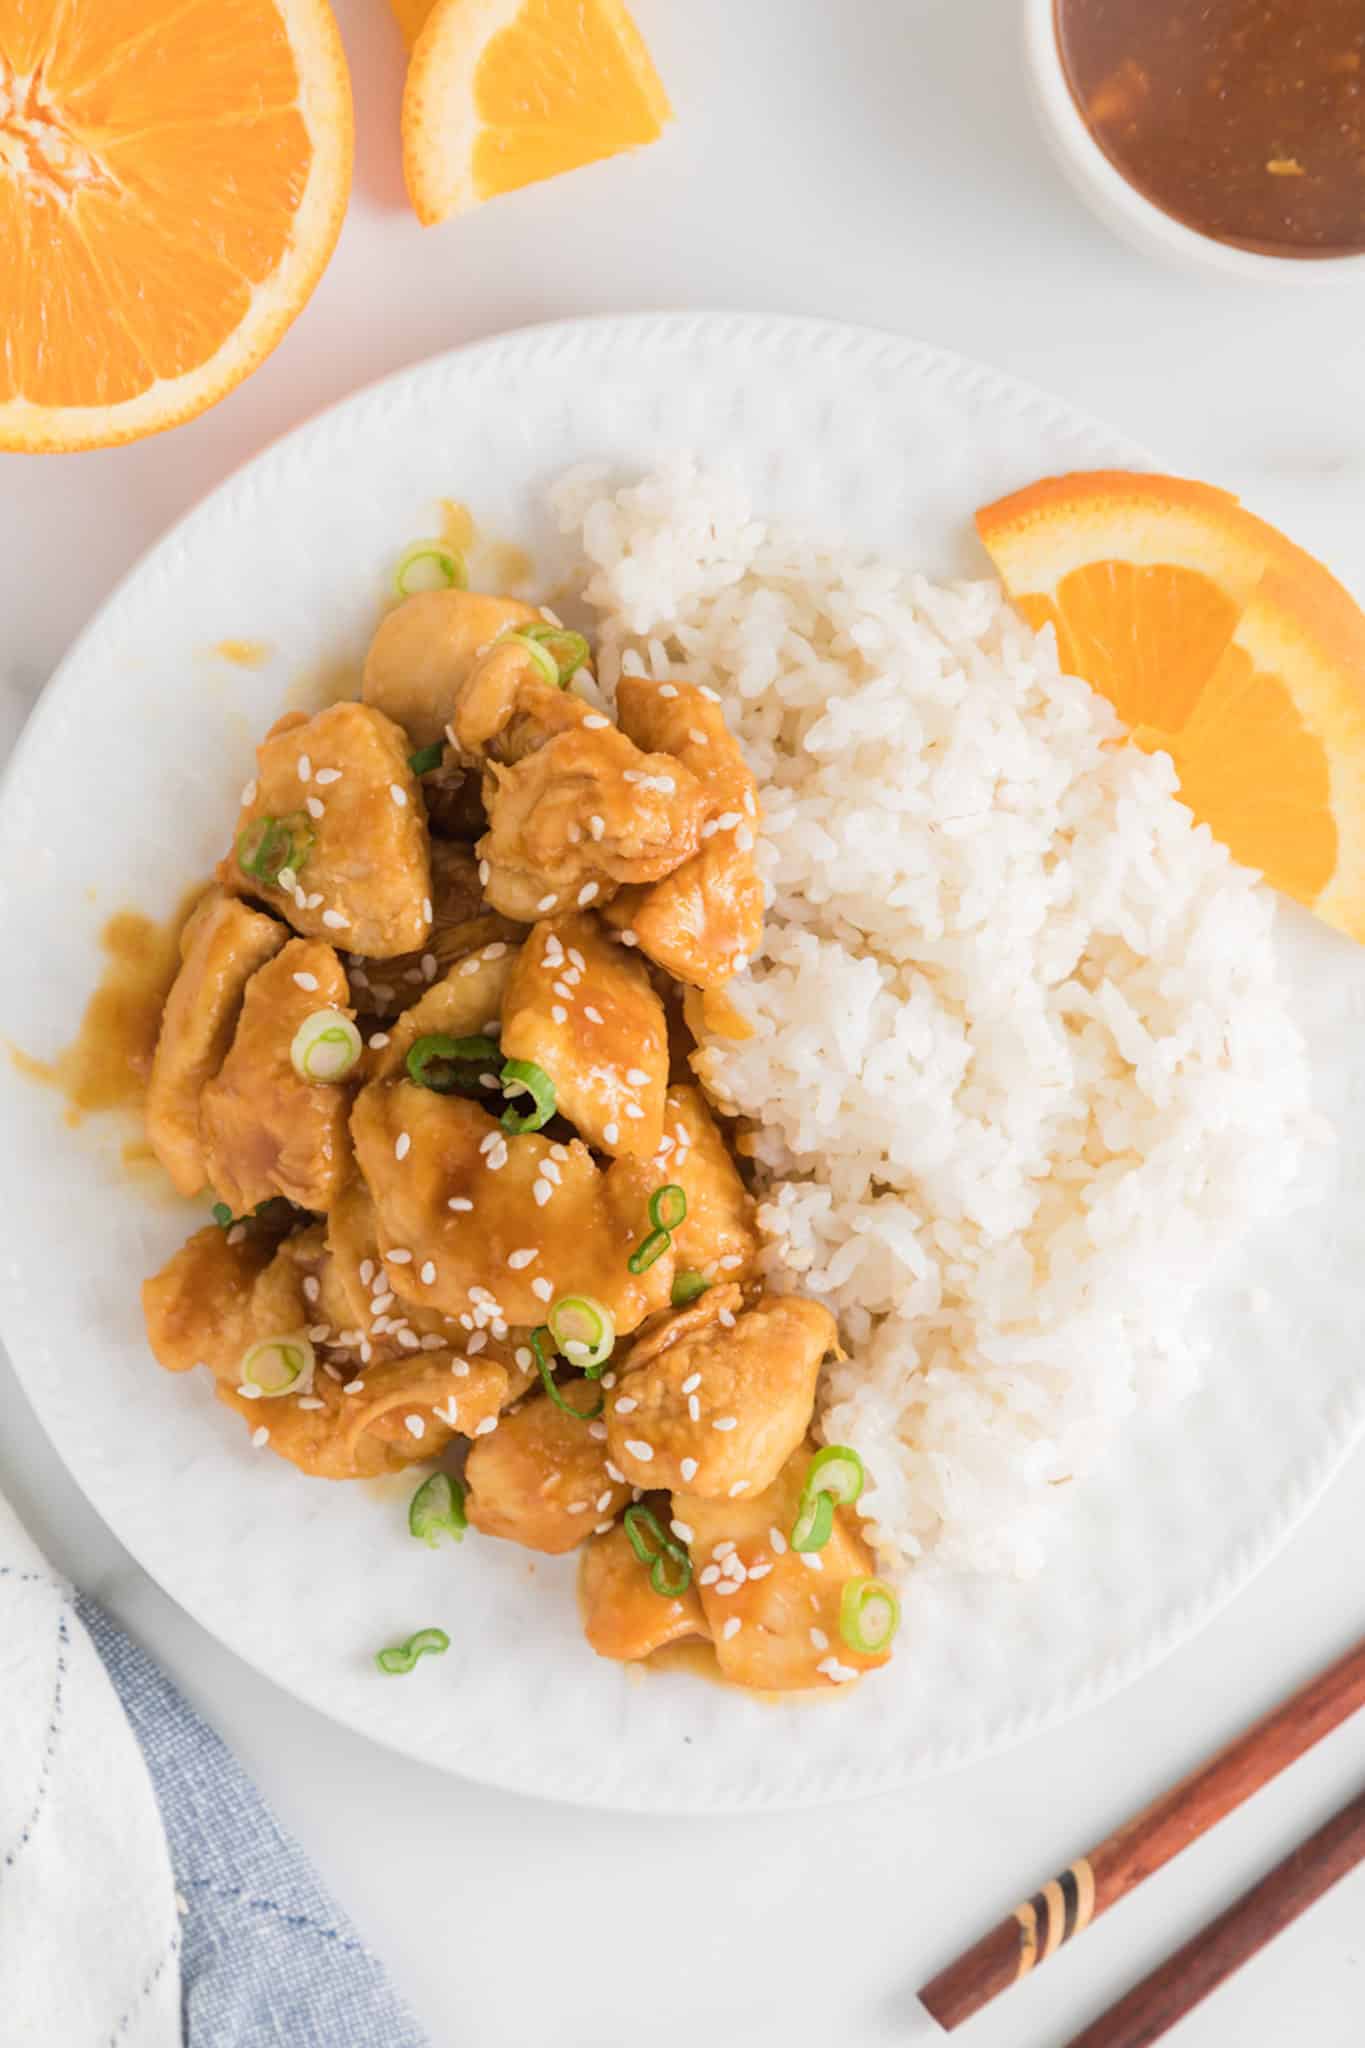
[1023,0,1365,285]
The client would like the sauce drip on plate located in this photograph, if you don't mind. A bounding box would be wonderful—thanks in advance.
[1056,0,1365,256]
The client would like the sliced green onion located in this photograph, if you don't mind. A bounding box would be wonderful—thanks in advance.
[623,1504,693,1597]
[240,1330,315,1398]
[838,1576,901,1656]
[531,1326,603,1421]
[394,541,467,598]
[375,1626,451,1675]
[671,1270,710,1308]
[628,1227,671,1275]
[649,1184,687,1233]
[520,621,591,686]
[499,1058,555,1134]
[290,1009,362,1084]
[548,1294,615,1373]
[802,1444,866,1510]
[406,1033,501,1093]
[408,741,444,777]
[649,1547,693,1598]
[790,1489,835,1554]
[623,1503,666,1565]
[495,626,559,687]
[409,1472,467,1548]
[236,812,315,886]
[212,1202,234,1228]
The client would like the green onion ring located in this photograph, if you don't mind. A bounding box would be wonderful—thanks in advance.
[649,1547,693,1599]
[240,1331,315,1399]
[290,1010,363,1084]
[548,1294,615,1373]
[212,1202,235,1228]
[670,1270,710,1307]
[623,1503,666,1565]
[790,1489,835,1554]
[374,1626,451,1675]
[520,621,591,686]
[627,1227,671,1275]
[838,1576,901,1656]
[531,1326,603,1422]
[394,542,467,598]
[236,812,315,886]
[408,1472,467,1549]
[499,1057,556,1134]
[801,1444,866,1510]
[494,627,559,687]
[649,1183,687,1233]
[406,1033,501,1094]
[407,741,445,777]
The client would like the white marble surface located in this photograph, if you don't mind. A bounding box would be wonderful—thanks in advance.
[4,1,1365,2042]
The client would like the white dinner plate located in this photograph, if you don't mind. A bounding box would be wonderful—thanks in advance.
[3,314,1364,1812]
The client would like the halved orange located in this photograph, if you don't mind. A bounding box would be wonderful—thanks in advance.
[977,471,1365,942]
[0,0,353,453]
[402,0,671,227]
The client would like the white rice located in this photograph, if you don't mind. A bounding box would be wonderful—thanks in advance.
[553,463,1316,1578]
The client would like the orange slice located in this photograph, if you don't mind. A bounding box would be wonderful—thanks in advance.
[402,0,671,227]
[977,471,1365,942]
[0,0,353,453]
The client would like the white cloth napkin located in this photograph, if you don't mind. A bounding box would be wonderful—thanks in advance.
[0,1492,182,2047]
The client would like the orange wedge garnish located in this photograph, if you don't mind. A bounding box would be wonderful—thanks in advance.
[977,472,1365,942]
[401,0,671,226]
[0,0,353,453]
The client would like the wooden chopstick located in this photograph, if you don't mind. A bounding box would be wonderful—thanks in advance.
[918,1633,1365,2031]
[1063,1784,1365,2048]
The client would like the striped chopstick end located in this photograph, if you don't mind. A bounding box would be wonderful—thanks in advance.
[1014,1858,1097,1978]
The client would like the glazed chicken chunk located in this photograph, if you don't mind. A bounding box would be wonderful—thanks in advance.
[606,1082,759,1287]
[580,1511,711,1661]
[606,1292,835,1498]
[199,938,355,1215]
[145,890,286,1196]
[362,588,542,749]
[368,937,519,1083]
[674,1447,892,1690]
[220,701,432,958]
[604,677,764,988]
[348,840,518,1021]
[499,914,668,1158]
[465,1382,632,1554]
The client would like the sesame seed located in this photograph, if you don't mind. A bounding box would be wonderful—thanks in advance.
[680,1373,702,1394]
[474,1416,498,1436]
[595,1490,615,1513]
[550,1143,569,1160]
[458,957,481,977]
[403,969,424,986]
[540,1161,562,1186]
[240,779,258,805]
[680,1456,698,1483]
[307,1324,330,1342]
[619,929,638,947]
[321,909,348,931]
[297,755,312,781]
[514,1345,533,1369]
[699,686,721,703]
[531,1276,553,1303]
[716,811,742,831]
[297,1397,325,1412]
[343,1379,366,1395]
[278,866,297,891]
[420,1260,436,1285]
[577,883,599,906]
[302,1276,320,1304]
[817,1657,859,1684]
[605,1460,627,1483]
[713,1416,738,1432]
[226,1224,246,1247]
[627,1068,650,1086]
[614,1396,638,1414]
[712,1580,739,1597]
[603,1122,619,1146]
[448,1196,474,1212]
[371,1290,394,1313]
[747,1562,772,1580]
[601,1372,617,1389]
[479,860,491,885]
[395,1132,411,1160]
[422,896,433,921]
[316,767,342,785]
[387,1247,413,1264]
[236,1383,260,1400]
[486,1139,509,1171]
[809,1627,830,1651]
[552,980,572,999]
[718,1308,736,1328]
[728,1481,749,1496]
[588,1420,608,1441]
[623,1439,654,1462]
[583,712,609,730]
[533,1181,552,1207]
[659,684,678,699]
[699,1564,721,1586]
[735,826,755,853]
[551,1005,567,1025]
[566,1503,588,1516]
[719,1254,745,1271]
[293,971,319,992]
[421,953,438,981]
[584,1006,604,1025]
[537,893,557,912]
[251,1426,270,1448]
[800,1552,824,1572]
[507,1248,538,1270]
[390,783,408,807]
[624,1103,645,1119]
[307,892,325,910]
[305,796,325,820]
[721,1617,741,1640]
[769,1527,788,1553]
[588,815,605,841]
[404,1414,426,1439]
[687,1395,701,1422]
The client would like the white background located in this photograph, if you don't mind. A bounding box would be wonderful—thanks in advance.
[4,1,1365,2043]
